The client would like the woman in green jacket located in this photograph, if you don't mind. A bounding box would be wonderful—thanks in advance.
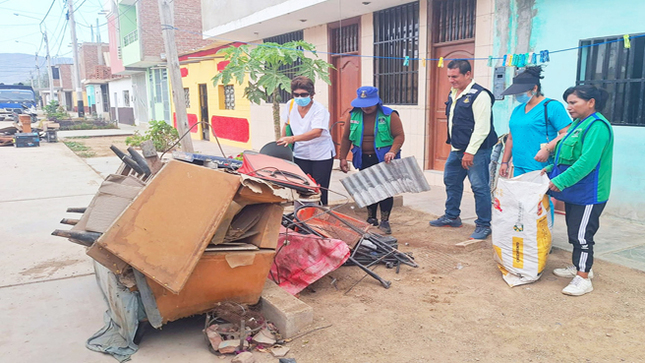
[543,85,613,297]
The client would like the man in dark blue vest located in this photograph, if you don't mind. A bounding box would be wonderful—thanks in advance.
[429,60,497,240]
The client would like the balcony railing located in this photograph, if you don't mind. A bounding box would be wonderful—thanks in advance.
[123,30,138,47]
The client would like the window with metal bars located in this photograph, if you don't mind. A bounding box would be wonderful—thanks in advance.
[183,88,190,109]
[264,31,304,103]
[577,34,645,126]
[433,0,476,43]
[373,2,419,105]
[224,85,235,110]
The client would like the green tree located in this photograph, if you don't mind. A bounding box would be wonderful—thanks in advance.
[212,41,332,140]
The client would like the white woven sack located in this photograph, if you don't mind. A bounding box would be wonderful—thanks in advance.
[492,170,552,287]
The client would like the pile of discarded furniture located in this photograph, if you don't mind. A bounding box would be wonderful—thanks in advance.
[0,115,58,147]
[51,140,422,361]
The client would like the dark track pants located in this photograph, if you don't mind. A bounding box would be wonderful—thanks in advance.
[294,157,334,205]
[565,202,606,273]
[361,153,394,218]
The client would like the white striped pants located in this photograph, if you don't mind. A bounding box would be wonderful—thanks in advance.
[565,202,607,273]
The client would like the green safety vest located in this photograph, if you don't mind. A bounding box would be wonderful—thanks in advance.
[348,108,394,150]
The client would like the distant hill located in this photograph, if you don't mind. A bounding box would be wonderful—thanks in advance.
[0,53,73,86]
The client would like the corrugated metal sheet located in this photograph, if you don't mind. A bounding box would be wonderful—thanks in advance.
[340,156,431,208]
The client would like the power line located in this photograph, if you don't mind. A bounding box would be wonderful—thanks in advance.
[73,0,89,13]
[40,0,57,26]
[54,20,69,57]
[0,31,41,44]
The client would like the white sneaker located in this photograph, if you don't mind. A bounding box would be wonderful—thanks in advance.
[553,265,594,279]
[562,275,593,296]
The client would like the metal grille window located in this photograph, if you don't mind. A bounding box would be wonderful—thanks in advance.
[264,30,304,103]
[123,30,138,47]
[374,2,420,105]
[224,85,235,110]
[577,34,645,126]
[183,88,190,108]
[433,0,476,43]
[331,24,359,54]
[123,90,130,107]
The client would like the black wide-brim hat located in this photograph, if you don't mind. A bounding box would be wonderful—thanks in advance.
[501,70,540,96]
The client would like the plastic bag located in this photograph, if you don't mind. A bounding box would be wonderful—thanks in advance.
[492,171,552,287]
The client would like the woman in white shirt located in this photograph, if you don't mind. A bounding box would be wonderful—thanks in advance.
[277,76,336,205]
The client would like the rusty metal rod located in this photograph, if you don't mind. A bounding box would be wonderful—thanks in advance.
[66,207,87,213]
[60,218,79,225]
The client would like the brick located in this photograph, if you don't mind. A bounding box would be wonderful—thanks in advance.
[260,280,313,339]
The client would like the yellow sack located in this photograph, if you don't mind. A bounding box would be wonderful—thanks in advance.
[492,171,552,287]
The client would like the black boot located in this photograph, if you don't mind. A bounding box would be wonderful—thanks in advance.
[378,211,392,234]
[366,205,378,226]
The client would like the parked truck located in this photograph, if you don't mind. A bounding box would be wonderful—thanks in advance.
[0,85,37,122]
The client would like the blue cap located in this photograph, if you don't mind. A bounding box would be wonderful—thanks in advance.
[351,86,382,108]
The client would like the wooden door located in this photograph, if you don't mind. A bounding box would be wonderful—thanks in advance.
[328,20,360,159]
[428,43,474,170]
[330,56,360,158]
[199,84,210,141]
[427,0,477,170]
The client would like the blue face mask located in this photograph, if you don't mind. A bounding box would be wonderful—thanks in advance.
[294,96,311,107]
[514,92,532,104]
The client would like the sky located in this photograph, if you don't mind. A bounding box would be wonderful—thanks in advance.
[0,0,109,60]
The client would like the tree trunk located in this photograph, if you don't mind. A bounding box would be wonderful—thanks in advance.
[272,89,281,140]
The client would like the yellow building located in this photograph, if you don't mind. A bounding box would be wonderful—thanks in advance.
[171,43,252,150]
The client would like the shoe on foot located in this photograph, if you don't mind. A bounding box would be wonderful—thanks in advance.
[553,265,594,279]
[470,225,491,240]
[562,275,593,296]
[429,215,462,228]
[366,217,379,226]
[378,220,392,234]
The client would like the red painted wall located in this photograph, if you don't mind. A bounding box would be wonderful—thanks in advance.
[211,116,250,143]
[173,113,199,133]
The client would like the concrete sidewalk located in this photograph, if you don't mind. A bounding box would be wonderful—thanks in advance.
[0,142,249,362]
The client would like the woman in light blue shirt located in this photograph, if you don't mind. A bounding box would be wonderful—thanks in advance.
[499,66,571,177]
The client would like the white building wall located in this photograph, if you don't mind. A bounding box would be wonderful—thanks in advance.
[247,1,493,171]
[108,77,133,110]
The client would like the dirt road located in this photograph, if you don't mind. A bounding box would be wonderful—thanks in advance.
[282,206,645,363]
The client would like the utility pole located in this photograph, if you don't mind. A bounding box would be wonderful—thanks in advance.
[157,0,194,152]
[68,0,85,117]
[96,18,103,66]
[34,52,41,89]
[43,29,56,103]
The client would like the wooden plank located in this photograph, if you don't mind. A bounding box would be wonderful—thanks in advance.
[86,243,129,275]
[97,160,242,294]
[209,200,245,245]
[238,204,285,249]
